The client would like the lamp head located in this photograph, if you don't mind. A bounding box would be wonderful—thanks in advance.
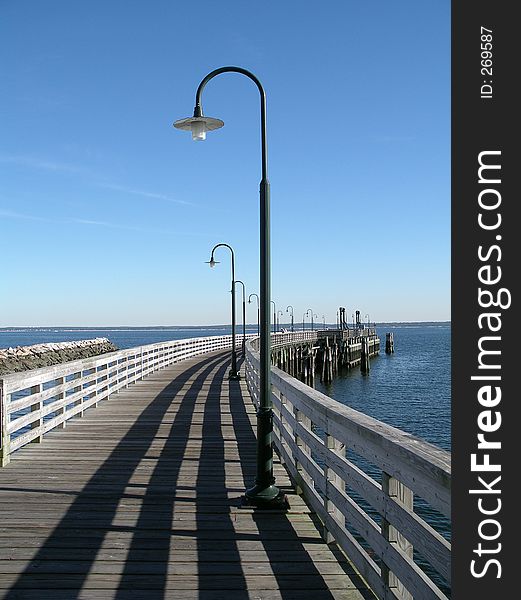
[173,115,224,141]
[206,257,219,268]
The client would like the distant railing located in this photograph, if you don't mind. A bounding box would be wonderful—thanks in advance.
[0,334,254,466]
[245,336,451,600]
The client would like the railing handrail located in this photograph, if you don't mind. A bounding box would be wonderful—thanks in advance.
[0,333,256,466]
[244,335,451,600]
[0,334,255,389]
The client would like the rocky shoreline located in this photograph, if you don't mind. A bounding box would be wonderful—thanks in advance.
[0,338,119,376]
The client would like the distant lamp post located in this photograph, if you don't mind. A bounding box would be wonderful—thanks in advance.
[248,293,260,336]
[302,312,307,331]
[174,66,284,508]
[322,315,326,329]
[306,308,315,331]
[235,280,247,356]
[286,305,294,332]
[277,310,283,332]
[365,313,370,329]
[206,243,240,380]
[271,301,277,333]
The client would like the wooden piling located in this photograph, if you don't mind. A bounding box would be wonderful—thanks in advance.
[361,337,370,374]
[386,332,394,354]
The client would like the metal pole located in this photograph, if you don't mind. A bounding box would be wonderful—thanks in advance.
[271,301,276,333]
[193,67,282,506]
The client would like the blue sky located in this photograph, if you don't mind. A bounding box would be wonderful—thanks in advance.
[0,0,450,326]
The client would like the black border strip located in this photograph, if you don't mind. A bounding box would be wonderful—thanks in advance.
[452,2,516,597]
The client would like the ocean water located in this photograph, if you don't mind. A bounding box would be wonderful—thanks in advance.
[315,323,451,451]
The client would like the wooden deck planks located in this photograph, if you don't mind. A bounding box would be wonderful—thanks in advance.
[0,350,374,599]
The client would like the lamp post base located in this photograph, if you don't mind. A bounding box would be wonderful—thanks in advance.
[228,370,241,380]
[241,483,290,510]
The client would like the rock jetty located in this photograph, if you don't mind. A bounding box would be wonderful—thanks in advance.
[0,338,119,376]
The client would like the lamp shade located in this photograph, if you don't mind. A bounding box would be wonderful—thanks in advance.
[173,116,224,141]
[206,258,219,268]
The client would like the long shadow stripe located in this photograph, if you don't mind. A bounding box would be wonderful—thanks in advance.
[230,365,337,599]
[195,359,249,597]
[114,354,230,597]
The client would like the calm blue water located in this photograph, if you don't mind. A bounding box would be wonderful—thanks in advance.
[315,324,451,451]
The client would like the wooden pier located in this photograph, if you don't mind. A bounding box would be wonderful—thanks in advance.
[0,334,451,599]
[0,346,372,599]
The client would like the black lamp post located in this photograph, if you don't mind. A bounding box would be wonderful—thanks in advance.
[174,66,284,508]
[277,310,283,332]
[322,315,326,329]
[235,280,247,357]
[207,243,240,380]
[271,301,276,333]
[248,293,260,336]
[286,305,294,332]
[306,308,315,331]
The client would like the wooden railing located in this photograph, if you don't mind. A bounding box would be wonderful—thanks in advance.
[0,334,253,466]
[245,336,451,600]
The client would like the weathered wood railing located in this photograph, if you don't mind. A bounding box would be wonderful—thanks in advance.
[0,334,252,466]
[246,336,451,600]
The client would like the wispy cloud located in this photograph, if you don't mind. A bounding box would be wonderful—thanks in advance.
[0,208,52,222]
[69,217,206,236]
[98,183,193,206]
[0,208,204,236]
[0,154,194,207]
[68,217,149,232]
[0,155,87,174]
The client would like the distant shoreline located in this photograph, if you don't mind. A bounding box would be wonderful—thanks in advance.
[1,322,451,332]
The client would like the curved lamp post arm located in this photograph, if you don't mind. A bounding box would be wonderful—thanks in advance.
[248,292,260,337]
[286,305,294,332]
[194,67,267,180]
[210,243,235,285]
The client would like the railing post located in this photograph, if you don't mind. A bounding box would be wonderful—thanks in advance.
[293,407,311,494]
[56,376,66,429]
[30,383,43,443]
[324,434,345,544]
[75,372,84,417]
[382,472,414,599]
[274,390,286,465]
[0,381,10,466]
